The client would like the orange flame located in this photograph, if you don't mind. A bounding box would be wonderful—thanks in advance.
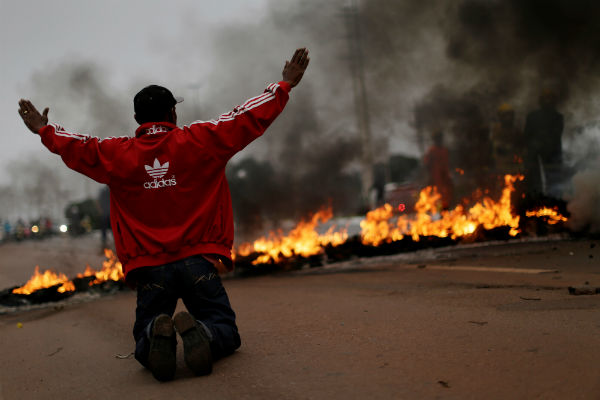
[13,175,571,287]
[77,248,124,284]
[360,203,405,246]
[361,174,524,245]
[12,266,75,295]
[525,207,568,225]
[235,208,348,265]
[13,249,124,295]
[237,175,536,264]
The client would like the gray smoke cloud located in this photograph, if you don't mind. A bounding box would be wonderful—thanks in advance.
[564,123,600,233]
[401,0,600,163]
[567,158,600,233]
[198,0,600,233]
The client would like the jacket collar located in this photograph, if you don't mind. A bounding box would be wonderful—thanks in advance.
[135,122,178,138]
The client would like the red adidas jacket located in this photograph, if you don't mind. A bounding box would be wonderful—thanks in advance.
[38,81,291,280]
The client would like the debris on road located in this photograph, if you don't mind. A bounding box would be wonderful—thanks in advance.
[568,286,600,296]
[47,347,63,357]
[438,380,451,388]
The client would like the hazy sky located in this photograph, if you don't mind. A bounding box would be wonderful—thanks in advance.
[0,0,271,185]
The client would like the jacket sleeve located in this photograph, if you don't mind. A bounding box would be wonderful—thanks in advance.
[185,81,291,161]
[38,123,128,184]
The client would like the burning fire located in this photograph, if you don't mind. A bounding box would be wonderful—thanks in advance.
[232,174,568,263]
[77,249,124,284]
[525,207,568,225]
[12,266,75,295]
[233,174,535,259]
[234,208,348,264]
[361,174,523,245]
[12,249,123,295]
[13,175,570,296]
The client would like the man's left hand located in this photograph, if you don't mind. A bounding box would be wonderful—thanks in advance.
[282,48,310,88]
[18,99,49,134]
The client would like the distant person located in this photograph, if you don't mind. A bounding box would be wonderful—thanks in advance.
[423,130,453,209]
[371,163,387,208]
[14,219,25,241]
[3,220,11,241]
[18,48,310,381]
[43,217,53,236]
[491,103,523,175]
[66,204,83,236]
[524,88,564,196]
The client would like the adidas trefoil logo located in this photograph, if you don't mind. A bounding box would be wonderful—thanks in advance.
[143,158,177,189]
[145,158,169,179]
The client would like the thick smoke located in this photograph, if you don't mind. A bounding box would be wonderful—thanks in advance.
[198,0,600,234]
[358,1,599,155]
[357,0,600,224]
[564,123,600,233]
[567,158,600,233]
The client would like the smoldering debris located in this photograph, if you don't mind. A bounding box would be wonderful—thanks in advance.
[0,278,126,315]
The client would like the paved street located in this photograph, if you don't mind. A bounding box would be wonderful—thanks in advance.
[0,236,599,399]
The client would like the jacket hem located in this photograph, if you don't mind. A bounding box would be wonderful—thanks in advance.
[122,242,233,282]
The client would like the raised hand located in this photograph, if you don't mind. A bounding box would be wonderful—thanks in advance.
[282,48,310,88]
[18,99,49,134]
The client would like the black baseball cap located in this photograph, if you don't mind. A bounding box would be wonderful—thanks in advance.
[134,85,183,122]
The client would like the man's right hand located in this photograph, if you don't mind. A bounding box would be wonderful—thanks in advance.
[18,99,49,134]
[282,48,310,88]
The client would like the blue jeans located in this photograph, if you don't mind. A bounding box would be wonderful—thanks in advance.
[132,255,241,367]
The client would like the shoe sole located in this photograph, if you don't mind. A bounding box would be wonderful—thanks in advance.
[147,314,176,381]
[174,312,213,376]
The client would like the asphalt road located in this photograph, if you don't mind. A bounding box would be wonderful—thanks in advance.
[0,236,599,399]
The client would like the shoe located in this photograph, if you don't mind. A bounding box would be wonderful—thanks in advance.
[147,314,176,381]
[173,311,213,375]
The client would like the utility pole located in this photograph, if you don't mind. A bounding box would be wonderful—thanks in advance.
[342,0,374,210]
